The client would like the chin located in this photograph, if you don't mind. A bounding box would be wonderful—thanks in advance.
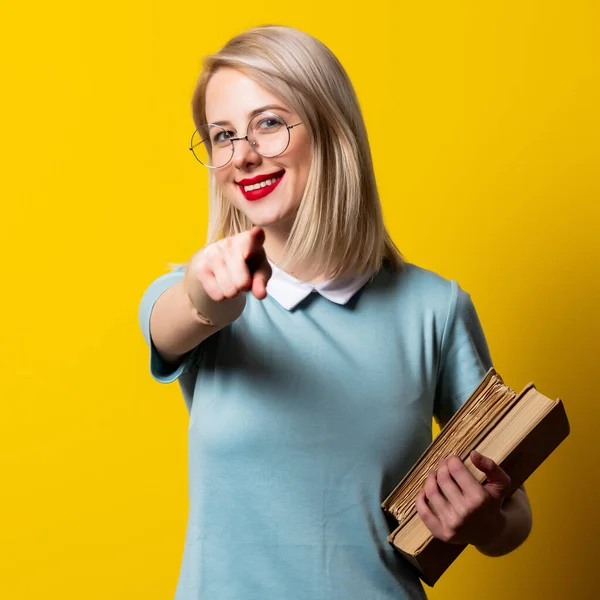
[250,213,291,229]
[242,201,297,228]
[224,185,299,227]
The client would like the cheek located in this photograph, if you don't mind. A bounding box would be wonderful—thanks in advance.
[213,169,229,188]
[289,146,312,192]
[212,170,238,202]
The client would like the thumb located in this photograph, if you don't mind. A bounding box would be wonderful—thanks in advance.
[470,450,511,501]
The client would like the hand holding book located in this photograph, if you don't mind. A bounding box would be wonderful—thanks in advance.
[381,368,570,586]
[415,451,510,547]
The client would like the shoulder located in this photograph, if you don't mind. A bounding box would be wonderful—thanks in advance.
[372,261,461,314]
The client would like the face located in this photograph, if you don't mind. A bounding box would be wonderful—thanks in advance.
[204,68,312,233]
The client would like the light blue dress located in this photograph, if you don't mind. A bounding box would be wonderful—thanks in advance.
[138,261,493,600]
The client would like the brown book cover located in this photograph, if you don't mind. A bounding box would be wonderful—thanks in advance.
[382,373,570,586]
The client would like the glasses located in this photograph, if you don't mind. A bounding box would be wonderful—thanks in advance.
[189,111,303,169]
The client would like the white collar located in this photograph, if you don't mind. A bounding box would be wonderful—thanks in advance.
[266,259,374,311]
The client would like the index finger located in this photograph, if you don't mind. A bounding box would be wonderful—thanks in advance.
[250,257,272,300]
[238,226,265,260]
[446,456,484,497]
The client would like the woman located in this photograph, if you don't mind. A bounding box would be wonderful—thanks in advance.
[139,25,532,600]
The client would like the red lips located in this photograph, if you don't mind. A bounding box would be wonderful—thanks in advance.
[236,170,286,202]
[236,169,286,186]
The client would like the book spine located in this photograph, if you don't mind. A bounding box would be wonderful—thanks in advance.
[391,532,467,587]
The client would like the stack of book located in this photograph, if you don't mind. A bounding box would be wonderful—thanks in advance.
[382,368,570,586]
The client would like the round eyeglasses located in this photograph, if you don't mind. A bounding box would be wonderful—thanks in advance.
[189,111,303,169]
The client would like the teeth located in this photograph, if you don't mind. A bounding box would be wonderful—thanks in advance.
[243,175,282,192]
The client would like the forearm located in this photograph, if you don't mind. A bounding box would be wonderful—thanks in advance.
[149,280,224,363]
[475,487,532,557]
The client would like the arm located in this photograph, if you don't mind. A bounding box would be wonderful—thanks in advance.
[146,226,271,367]
[475,485,532,557]
[426,283,532,555]
[148,278,226,365]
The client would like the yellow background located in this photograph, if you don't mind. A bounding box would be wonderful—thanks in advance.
[1,1,598,598]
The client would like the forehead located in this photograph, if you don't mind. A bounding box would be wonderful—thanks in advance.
[204,68,290,124]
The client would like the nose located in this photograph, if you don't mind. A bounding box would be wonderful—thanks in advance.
[232,136,262,170]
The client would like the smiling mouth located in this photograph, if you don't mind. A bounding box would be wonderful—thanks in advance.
[237,170,285,201]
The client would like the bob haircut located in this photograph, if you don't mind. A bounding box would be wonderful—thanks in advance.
[191,25,404,279]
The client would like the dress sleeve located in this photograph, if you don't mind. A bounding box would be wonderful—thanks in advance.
[138,267,201,384]
[433,281,493,426]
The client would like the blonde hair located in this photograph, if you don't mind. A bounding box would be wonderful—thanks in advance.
[191,25,404,279]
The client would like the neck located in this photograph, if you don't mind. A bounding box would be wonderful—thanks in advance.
[262,223,329,284]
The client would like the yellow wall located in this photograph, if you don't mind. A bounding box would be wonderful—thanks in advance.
[1,1,597,598]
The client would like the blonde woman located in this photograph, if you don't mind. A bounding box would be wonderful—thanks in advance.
[139,25,532,600]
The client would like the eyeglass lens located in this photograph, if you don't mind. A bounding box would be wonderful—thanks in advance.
[190,112,291,168]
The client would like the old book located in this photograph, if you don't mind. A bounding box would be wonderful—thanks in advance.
[381,368,570,586]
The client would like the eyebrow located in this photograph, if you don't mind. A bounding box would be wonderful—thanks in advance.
[210,105,292,127]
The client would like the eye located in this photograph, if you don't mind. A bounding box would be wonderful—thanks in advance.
[212,129,234,144]
[256,117,284,130]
